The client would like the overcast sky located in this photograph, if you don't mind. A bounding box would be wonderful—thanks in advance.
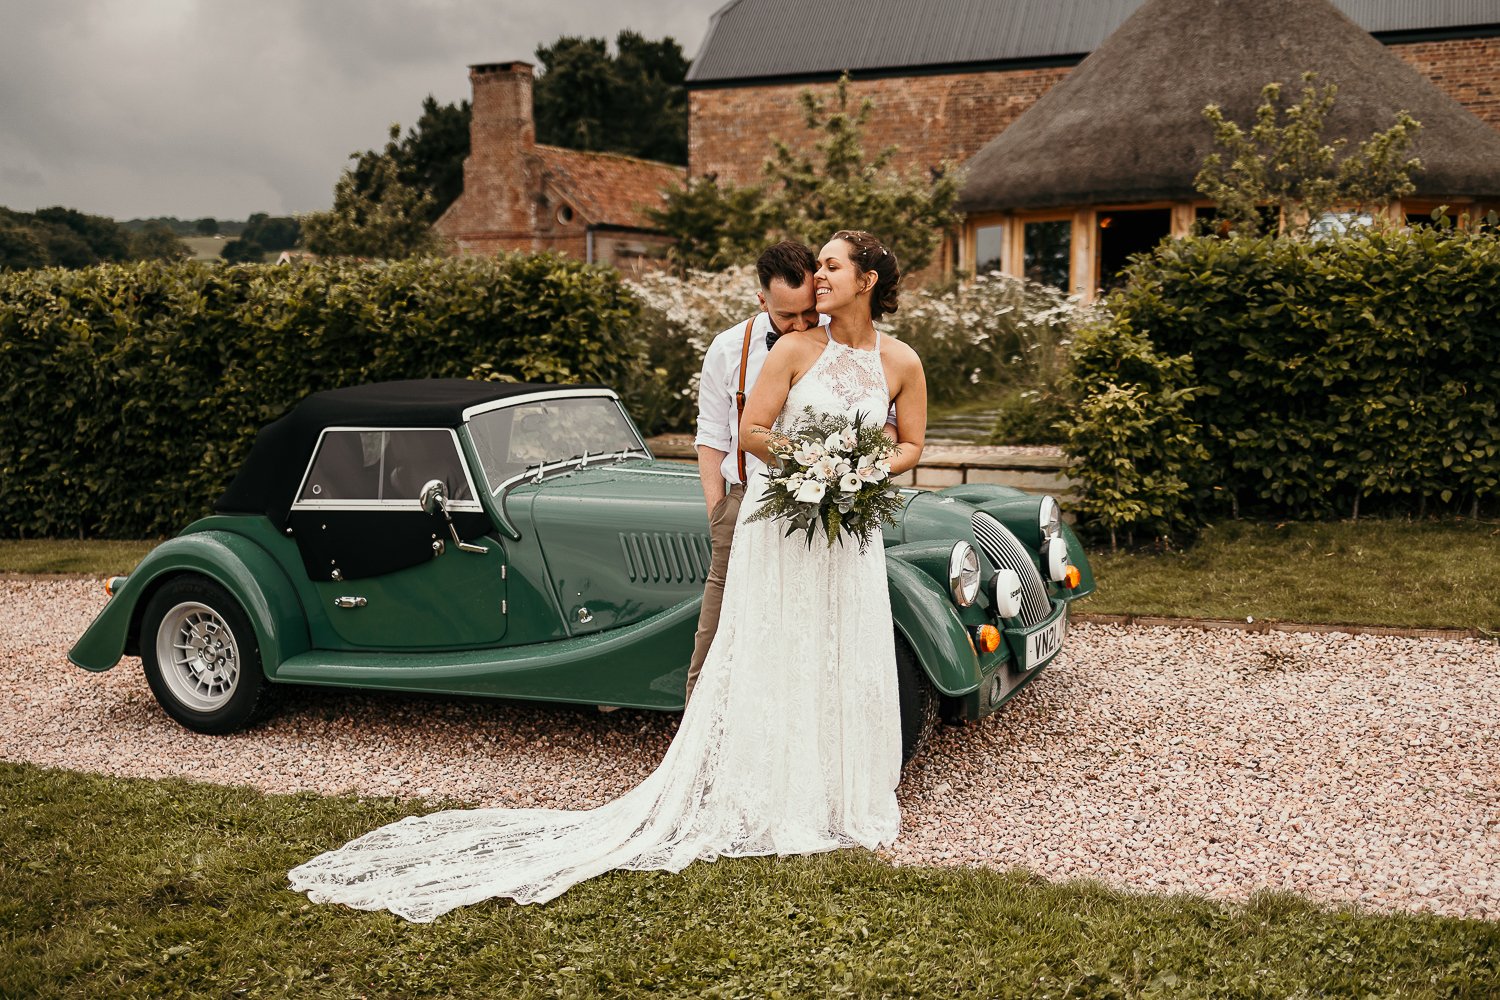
[0,0,722,222]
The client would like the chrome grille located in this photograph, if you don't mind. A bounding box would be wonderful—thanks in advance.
[971,512,1050,627]
[620,533,712,584]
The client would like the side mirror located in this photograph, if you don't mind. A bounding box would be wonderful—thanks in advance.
[419,479,447,517]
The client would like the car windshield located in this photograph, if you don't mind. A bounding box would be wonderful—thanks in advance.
[466,395,646,495]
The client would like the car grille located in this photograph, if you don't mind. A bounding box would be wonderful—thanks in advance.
[619,532,712,584]
[971,512,1051,627]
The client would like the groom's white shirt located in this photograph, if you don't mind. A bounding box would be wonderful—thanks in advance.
[695,311,834,486]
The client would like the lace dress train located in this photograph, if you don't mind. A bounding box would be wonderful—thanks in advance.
[288,334,901,921]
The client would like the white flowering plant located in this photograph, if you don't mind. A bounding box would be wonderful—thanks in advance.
[744,406,905,552]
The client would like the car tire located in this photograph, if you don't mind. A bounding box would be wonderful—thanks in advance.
[895,632,939,764]
[140,576,268,734]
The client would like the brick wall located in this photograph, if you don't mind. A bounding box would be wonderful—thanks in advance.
[689,66,1072,187]
[1390,37,1500,133]
[690,37,1500,187]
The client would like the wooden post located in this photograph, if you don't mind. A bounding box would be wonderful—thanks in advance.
[1170,203,1195,239]
[1070,208,1095,303]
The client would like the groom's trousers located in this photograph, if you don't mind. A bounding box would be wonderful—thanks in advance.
[685,483,745,702]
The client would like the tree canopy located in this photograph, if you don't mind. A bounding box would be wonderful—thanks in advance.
[301,125,440,258]
[0,206,187,270]
[1195,72,1423,237]
[533,31,688,164]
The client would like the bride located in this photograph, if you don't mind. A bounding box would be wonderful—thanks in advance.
[288,230,928,921]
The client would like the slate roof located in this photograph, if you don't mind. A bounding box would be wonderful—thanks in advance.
[957,0,1500,211]
[533,146,684,231]
[688,0,1500,84]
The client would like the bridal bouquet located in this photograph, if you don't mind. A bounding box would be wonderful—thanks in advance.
[744,406,905,553]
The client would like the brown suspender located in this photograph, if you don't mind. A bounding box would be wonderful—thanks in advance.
[734,315,756,483]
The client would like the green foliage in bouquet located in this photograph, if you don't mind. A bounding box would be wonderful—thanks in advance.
[744,407,905,553]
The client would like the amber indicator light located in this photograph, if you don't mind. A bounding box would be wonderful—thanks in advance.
[974,624,1002,654]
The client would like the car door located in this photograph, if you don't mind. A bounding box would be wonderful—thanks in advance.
[288,427,509,650]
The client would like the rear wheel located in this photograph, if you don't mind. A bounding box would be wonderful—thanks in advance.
[140,576,268,734]
[895,632,939,764]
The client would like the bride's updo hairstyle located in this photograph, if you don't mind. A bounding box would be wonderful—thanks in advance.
[832,229,901,321]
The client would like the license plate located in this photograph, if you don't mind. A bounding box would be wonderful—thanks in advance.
[1024,611,1067,669]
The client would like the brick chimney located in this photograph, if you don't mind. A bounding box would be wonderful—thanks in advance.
[437,61,538,246]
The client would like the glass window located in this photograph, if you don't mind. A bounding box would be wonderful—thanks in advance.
[974,224,1004,275]
[467,396,645,494]
[1023,220,1071,290]
[298,429,472,504]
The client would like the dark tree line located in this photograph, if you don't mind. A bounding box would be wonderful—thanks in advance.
[0,206,188,271]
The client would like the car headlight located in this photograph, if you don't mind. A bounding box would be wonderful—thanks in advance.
[1039,495,1061,540]
[993,568,1023,618]
[948,541,980,607]
[1042,536,1069,583]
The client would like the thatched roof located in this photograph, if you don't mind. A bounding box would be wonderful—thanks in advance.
[959,0,1500,212]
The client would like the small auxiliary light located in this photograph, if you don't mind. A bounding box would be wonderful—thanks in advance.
[973,624,1002,654]
[104,576,128,597]
[1063,565,1082,589]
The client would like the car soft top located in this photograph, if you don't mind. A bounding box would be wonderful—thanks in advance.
[215,378,605,526]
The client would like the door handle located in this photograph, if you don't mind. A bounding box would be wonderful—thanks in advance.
[333,596,367,609]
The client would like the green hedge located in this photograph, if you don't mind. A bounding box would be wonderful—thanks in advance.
[0,256,641,539]
[1063,226,1500,538]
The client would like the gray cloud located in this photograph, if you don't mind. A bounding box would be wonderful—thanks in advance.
[0,0,718,220]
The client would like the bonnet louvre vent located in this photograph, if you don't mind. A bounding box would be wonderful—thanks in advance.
[620,533,711,584]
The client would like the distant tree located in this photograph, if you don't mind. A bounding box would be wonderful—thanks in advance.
[130,223,189,261]
[220,237,266,263]
[32,207,132,262]
[0,224,48,271]
[1195,72,1422,237]
[194,217,219,236]
[241,212,300,252]
[302,126,440,258]
[344,96,471,227]
[533,31,688,164]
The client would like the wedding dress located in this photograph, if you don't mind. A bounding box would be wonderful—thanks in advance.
[288,331,901,921]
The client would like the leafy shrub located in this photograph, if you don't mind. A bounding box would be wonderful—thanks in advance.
[1061,224,1500,538]
[0,255,641,538]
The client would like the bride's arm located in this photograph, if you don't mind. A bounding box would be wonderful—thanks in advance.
[739,345,799,464]
[885,352,927,477]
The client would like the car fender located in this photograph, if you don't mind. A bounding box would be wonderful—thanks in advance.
[68,529,310,673]
[886,554,981,697]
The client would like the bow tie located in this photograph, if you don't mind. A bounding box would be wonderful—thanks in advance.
[765,327,781,351]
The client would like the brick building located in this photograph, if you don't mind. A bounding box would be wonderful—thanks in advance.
[435,62,683,270]
[688,0,1500,284]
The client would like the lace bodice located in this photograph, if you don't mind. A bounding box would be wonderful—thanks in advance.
[777,333,889,433]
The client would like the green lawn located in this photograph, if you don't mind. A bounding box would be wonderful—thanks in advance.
[0,538,156,575]
[3,762,1496,998]
[1085,518,1500,632]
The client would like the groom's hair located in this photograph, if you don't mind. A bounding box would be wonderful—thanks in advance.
[756,241,817,291]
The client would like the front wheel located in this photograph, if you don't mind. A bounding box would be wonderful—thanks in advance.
[895,632,939,764]
[140,576,268,734]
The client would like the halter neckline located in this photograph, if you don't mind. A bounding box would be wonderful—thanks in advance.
[825,328,881,353]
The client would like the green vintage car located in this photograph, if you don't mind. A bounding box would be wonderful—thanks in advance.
[71,379,1094,761]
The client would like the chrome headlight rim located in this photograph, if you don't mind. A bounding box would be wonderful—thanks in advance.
[948,540,980,607]
[1038,495,1062,540]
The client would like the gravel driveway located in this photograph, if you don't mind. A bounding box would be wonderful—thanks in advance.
[6,577,1497,918]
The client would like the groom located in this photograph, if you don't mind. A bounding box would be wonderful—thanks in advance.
[687,241,822,701]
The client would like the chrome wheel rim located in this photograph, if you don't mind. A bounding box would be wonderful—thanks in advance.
[155,601,239,712]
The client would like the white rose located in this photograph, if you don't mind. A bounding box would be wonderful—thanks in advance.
[839,472,862,493]
[794,480,827,504]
